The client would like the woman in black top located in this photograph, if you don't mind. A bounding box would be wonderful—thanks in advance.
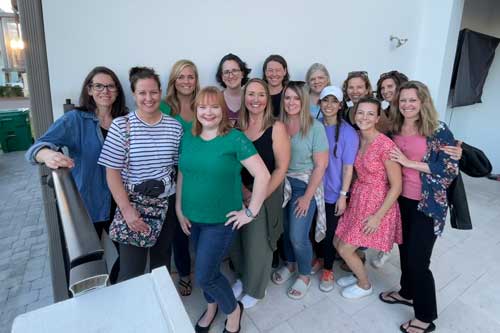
[262,55,290,117]
[230,78,290,308]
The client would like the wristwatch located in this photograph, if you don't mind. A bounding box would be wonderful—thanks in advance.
[245,208,257,219]
[340,191,350,197]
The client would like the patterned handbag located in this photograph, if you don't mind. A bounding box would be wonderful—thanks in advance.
[109,116,170,248]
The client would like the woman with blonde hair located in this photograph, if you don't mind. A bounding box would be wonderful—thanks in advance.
[160,59,200,296]
[380,81,458,333]
[305,63,331,119]
[271,81,329,300]
[230,78,290,308]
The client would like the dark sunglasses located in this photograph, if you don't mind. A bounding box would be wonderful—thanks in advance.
[348,71,368,78]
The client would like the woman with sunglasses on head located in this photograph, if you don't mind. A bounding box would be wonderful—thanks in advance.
[216,53,251,126]
[305,63,331,119]
[26,67,127,282]
[334,97,402,299]
[230,78,290,309]
[313,86,359,292]
[160,59,200,296]
[176,87,270,333]
[380,81,458,333]
[98,66,183,283]
[271,81,329,300]
[341,71,373,129]
[263,54,290,117]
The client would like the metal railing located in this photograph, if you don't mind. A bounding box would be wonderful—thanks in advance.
[51,168,109,296]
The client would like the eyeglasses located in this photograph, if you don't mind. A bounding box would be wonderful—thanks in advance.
[348,71,369,78]
[379,70,399,80]
[89,83,117,92]
[222,69,241,77]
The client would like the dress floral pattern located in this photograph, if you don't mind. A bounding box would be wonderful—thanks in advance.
[335,134,402,252]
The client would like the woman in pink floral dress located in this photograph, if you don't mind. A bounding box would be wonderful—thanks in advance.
[334,96,402,299]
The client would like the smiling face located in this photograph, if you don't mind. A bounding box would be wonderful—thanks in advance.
[221,60,242,90]
[381,78,397,102]
[309,70,329,95]
[133,78,161,115]
[245,81,268,116]
[347,77,369,103]
[398,88,421,121]
[197,94,223,130]
[88,73,118,110]
[265,60,286,89]
[283,87,302,116]
[175,66,197,97]
[354,102,380,131]
[320,95,341,118]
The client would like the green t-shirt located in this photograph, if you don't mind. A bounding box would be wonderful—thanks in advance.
[289,119,329,173]
[159,100,192,132]
[179,129,257,223]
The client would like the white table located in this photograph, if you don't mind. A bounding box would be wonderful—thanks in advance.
[12,267,194,333]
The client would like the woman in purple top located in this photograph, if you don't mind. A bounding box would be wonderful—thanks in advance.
[315,86,359,292]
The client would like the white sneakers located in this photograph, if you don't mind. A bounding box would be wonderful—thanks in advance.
[371,251,390,269]
[336,274,373,299]
[341,283,373,299]
[232,279,243,299]
[232,279,265,309]
[240,294,259,309]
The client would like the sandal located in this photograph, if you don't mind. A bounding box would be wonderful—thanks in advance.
[271,266,296,285]
[287,277,311,300]
[178,277,192,296]
[379,291,413,307]
[399,320,436,333]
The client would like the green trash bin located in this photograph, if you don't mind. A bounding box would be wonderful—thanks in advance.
[0,108,33,153]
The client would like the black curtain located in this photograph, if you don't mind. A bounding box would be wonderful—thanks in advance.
[450,28,500,108]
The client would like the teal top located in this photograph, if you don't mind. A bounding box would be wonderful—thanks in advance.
[179,129,257,223]
[289,119,329,173]
[159,100,192,132]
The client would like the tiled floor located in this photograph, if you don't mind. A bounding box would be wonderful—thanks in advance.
[179,175,500,332]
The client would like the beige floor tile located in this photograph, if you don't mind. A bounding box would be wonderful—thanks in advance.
[436,299,500,333]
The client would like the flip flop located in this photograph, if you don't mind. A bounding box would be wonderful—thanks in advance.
[287,278,311,300]
[271,266,296,285]
[178,277,192,296]
[399,320,436,333]
[379,291,413,307]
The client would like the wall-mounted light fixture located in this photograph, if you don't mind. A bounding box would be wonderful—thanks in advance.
[390,35,408,48]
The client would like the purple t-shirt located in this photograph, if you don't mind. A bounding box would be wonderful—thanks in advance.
[323,121,359,204]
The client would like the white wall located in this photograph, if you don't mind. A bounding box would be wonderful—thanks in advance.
[445,0,500,173]
[42,0,461,118]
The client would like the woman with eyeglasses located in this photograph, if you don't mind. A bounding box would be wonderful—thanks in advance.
[271,81,329,300]
[341,71,373,129]
[160,59,200,296]
[305,63,331,119]
[263,54,290,117]
[334,97,402,299]
[216,53,251,126]
[230,78,290,309]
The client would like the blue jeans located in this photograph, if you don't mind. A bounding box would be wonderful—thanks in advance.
[191,222,237,315]
[283,177,317,276]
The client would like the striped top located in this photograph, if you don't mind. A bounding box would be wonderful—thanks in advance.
[98,111,183,186]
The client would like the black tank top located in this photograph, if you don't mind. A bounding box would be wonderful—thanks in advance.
[241,126,276,188]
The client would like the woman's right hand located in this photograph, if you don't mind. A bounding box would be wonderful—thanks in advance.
[122,205,150,234]
[37,149,75,169]
[178,212,192,236]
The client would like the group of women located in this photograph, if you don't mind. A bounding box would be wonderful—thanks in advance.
[27,53,462,333]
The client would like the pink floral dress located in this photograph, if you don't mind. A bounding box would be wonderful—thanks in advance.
[335,133,402,252]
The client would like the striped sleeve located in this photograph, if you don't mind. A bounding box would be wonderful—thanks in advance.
[98,117,127,170]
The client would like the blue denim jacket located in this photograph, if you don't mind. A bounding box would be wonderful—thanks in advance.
[417,121,459,235]
[26,110,112,223]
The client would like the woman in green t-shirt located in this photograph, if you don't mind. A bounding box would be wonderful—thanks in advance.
[160,59,200,296]
[176,87,270,333]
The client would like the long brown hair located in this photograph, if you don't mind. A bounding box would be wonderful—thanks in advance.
[280,81,312,137]
[165,60,200,116]
[238,78,275,132]
[192,86,231,136]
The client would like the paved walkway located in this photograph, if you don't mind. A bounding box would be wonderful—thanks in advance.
[1,149,499,332]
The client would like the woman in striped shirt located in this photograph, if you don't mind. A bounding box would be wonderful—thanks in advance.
[98,66,183,282]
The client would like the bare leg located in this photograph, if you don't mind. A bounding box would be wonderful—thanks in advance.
[335,239,370,289]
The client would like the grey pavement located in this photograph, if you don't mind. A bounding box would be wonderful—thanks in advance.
[0,151,52,333]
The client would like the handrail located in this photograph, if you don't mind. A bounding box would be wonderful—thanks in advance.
[51,168,108,296]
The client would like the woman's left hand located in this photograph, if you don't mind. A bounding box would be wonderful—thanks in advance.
[225,209,253,230]
[362,215,381,235]
[294,196,311,218]
[441,141,462,160]
[389,147,410,167]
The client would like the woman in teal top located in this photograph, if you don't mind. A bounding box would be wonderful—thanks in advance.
[159,59,200,296]
[176,87,270,333]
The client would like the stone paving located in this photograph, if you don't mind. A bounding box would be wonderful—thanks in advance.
[0,151,53,333]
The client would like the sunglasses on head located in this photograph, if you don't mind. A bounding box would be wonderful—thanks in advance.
[348,71,368,78]
[286,80,306,88]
